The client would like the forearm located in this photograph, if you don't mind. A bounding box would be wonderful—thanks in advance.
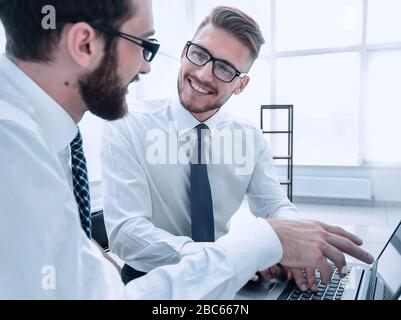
[124,218,283,299]
[109,216,206,272]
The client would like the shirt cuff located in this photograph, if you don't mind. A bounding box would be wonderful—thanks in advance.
[215,217,283,284]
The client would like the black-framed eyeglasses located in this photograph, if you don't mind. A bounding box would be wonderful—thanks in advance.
[88,22,160,62]
[185,41,247,83]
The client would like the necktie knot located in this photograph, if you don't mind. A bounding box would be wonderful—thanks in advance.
[196,123,209,131]
[70,130,84,153]
[196,123,209,142]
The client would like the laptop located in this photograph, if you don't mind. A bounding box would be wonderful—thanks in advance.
[236,220,401,300]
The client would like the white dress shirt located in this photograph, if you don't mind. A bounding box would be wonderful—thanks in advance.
[0,54,283,299]
[102,98,297,273]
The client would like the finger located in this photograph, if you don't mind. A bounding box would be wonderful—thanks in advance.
[282,266,293,281]
[260,267,276,279]
[305,267,318,292]
[291,268,307,292]
[250,274,259,282]
[320,223,363,246]
[321,242,348,276]
[316,259,333,285]
[326,233,374,265]
[269,265,279,277]
[259,269,273,280]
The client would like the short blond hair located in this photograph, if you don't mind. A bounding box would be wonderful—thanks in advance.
[194,6,265,61]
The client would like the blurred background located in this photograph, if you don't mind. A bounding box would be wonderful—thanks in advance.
[2,0,400,221]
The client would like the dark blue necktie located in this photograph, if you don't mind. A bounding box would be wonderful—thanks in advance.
[191,123,215,242]
[70,129,92,238]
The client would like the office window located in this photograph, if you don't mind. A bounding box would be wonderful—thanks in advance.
[365,51,401,164]
[276,0,362,51]
[153,0,192,58]
[276,53,360,166]
[367,0,401,44]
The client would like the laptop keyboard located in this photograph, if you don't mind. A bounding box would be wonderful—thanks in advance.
[279,265,351,300]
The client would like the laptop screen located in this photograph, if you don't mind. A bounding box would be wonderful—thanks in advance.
[375,221,401,299]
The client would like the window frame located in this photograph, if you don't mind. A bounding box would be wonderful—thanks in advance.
[266,0,401,167]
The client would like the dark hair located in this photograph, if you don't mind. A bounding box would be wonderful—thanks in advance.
[0,0,134,62]
[195,6,265,61]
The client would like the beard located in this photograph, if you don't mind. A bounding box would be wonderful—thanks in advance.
[78,40,128,121]
[177,72,233,115]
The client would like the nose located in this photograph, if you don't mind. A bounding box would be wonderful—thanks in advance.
[141,60,151,75]
[196,61,214,82]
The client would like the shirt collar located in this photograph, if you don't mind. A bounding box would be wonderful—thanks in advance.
[171,98,221,138]
[0,54,77,153]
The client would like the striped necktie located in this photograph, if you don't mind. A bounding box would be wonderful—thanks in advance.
[70,129,92,238]
[191,123,215,242]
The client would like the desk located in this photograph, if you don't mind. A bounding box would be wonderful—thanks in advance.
[235,224,395,300]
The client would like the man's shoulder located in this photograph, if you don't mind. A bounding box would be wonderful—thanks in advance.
[0,96,38,135]
[0,100,52,162]
[218,111,262,133]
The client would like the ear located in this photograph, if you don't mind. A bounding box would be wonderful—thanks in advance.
[66,23,103,68]
[234,76,250,95]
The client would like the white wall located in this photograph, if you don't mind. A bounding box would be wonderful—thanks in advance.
[276,165,401,203]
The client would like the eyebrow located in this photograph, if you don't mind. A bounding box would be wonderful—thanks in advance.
[141,30,156,38]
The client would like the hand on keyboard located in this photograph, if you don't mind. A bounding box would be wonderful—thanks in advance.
[280,265,351,300]
[245,265,289,291]
[266,219,374,285]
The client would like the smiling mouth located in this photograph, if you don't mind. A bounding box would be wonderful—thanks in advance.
[188,78,214,95]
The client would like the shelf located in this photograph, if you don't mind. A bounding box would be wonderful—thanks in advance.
[261,105,294,202]
[261,105,293,110]
[263,131,293,134]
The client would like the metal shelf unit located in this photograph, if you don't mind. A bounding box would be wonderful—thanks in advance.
[260,105,294,202]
